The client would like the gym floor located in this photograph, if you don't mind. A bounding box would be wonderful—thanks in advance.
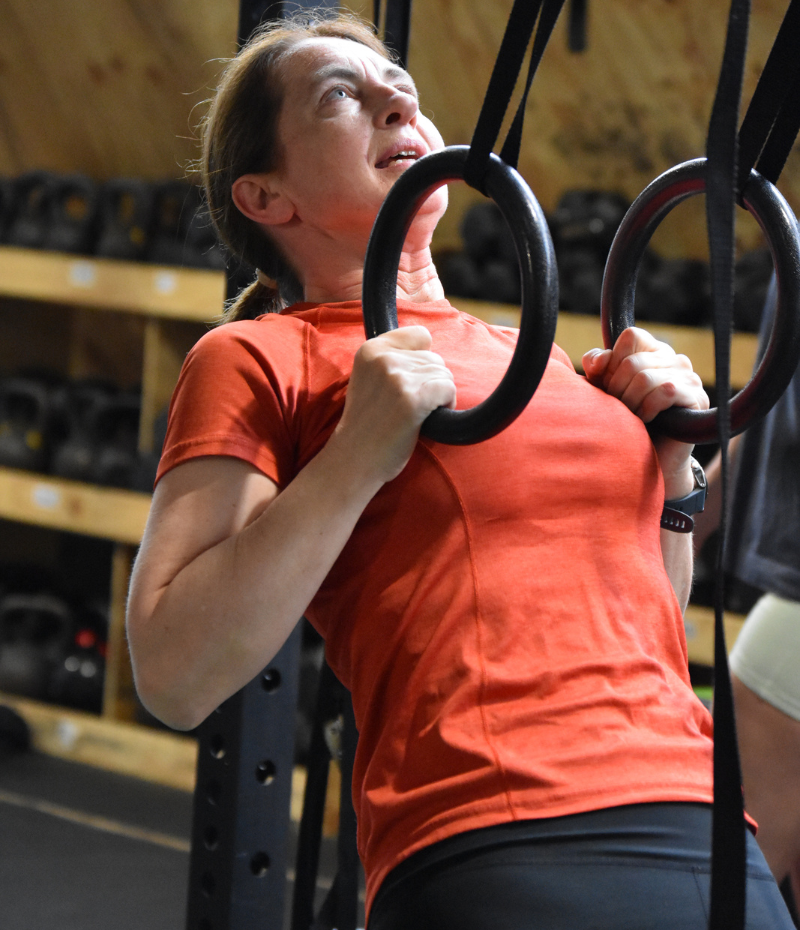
[0,745,350,930]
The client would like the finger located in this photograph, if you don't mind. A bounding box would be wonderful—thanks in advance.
[373,325,433,352]
[391,349,450,372]
[605,349,693,399]
[605,326,662,380]
[418,376,458,413]
[581,348,612,386]
[619,370,708,422]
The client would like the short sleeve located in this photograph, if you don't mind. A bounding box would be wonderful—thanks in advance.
[156,318,306,488]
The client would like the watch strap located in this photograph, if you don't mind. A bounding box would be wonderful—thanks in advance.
[661,457,707,533]
[660,507,695,533]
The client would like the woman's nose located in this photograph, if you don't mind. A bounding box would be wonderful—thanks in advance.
[374,87,417,128]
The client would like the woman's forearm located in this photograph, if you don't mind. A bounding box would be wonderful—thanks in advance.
[659,459,696,612]
[127,442,383,731]
[660,528,694,612]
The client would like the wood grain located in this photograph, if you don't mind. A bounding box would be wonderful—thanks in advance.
[1,1,794,259]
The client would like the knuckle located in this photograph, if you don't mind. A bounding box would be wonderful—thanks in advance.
[631,369,656,392]
[616,328,637,352]
[359,340,380,362]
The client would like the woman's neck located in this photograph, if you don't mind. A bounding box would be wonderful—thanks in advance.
[301,244,445,305]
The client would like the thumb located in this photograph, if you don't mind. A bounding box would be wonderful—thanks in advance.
[582,347,611,384]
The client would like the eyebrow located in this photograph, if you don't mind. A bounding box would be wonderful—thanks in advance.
[312,63,418,95]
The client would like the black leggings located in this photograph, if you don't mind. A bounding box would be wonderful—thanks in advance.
[368,804,795,930]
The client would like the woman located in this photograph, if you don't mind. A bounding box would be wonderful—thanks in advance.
[126,12,794,929]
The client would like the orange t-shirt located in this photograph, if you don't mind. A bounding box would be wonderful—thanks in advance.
[158,299,714,912]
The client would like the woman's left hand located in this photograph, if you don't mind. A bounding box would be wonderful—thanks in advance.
[582,326,710,498]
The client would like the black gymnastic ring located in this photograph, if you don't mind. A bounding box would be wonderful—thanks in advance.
[601,157,800,444]
[362,145,559,445]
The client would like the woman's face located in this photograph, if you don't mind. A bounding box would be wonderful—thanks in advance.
[269,36,447,242]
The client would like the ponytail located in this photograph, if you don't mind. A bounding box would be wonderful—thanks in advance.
[218,263,304,324]
[219,278,281,324]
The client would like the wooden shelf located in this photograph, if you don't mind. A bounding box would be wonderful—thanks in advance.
[459,298,760,390]
[0,692,198,791]
[0,467,151,544]
[684,604,746,667]
[0,245,225,323]
[0,247,760,386]
[0,248,760,386]
[0,692,335,831]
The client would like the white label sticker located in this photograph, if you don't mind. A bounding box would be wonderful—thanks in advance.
[154,271,178,295]
[32,484,61,510]
[69,261,97,288]
[56,720,79,750]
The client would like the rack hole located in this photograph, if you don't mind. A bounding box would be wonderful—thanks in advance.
[204,825,219,850]
[200,871,216,897]
[261,669,281,692]
[255,760,276,785]
[209,735,225,759]
[206,779,222,805]
[250,852,271,876]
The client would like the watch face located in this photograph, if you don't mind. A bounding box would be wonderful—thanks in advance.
[690,457,707,489]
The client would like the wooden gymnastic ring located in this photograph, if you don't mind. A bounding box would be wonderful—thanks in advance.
[601,157,800,444]
[362,145,558,445]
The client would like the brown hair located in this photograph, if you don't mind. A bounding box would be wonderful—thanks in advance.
[200,11,392,323]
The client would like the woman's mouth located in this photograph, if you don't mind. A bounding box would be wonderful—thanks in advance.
[375,145,424,169]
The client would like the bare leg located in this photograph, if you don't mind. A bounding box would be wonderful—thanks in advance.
[733,673,800,882]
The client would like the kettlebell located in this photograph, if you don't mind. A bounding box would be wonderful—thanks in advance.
[0,376,53,473]
[41,174,101,255]
[6,171,56,250]
[90,391,142,488]
[50,380,118,483]
[0,593,73,701]
[48,602,106,713]
[95,178,156,262]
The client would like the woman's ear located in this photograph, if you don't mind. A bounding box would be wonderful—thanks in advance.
[231,174,295,227]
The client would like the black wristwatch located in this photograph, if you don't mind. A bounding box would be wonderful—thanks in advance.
[660,457,707,533]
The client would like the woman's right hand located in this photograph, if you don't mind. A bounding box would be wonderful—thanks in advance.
[334,325,456,483]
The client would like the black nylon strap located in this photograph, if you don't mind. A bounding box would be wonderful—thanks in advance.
[500,0,568,170]
[463,0,546,192]
[737,0,800,189]
[704,2,750,929]
[756,62,800,183]
[383,0,413,70]
[568,0,588,53]
[372,0,413,70]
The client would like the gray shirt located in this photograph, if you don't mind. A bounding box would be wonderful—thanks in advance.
[725,276,800,601]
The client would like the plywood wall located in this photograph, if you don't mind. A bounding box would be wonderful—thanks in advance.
[0,0,796,257]
[0,0,240,181]
[408,0,798,255]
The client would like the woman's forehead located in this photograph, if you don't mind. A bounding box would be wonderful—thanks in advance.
[282,36,402,87]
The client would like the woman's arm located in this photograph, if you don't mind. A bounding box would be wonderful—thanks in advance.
[582,327,710,611]
[691,433,744,553]
[126,325,455,730]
